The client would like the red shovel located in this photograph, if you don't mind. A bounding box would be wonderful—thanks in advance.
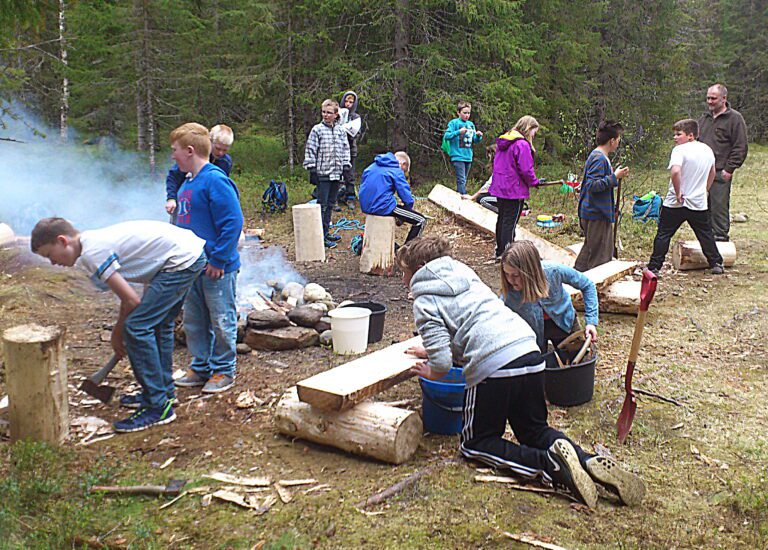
[617,268,658,443]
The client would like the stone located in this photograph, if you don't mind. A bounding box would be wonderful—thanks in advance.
[247,309,291,329]
[732,213,749,223]
[245,327,319,351]
[288,305,324,328]
[281,282,305,302]
[314,316,331,333]
[237,317,247,343]
[236,343,252,355]
[305,302,328,313]
[303,283,327,303]
[319,329,333,347]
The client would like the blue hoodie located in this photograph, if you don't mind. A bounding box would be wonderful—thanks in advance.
[358,153,415,215]
[175,163,243,272]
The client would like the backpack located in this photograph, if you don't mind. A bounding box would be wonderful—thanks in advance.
[632,192,662,223]
[441,136,451,155]
[262,180,288,213]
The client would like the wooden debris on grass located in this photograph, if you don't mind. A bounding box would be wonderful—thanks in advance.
[273,483,293,503]
[159,456,176,470]
[690,445,729,469]
[158,491,187,510]
[212,489,259,509]
[236,390,264,409]
[278,478,317,487]
[474,475,562,497]
[304,484,331,494]
[500,531,569,550]
[356,460,454,510]
[202,472,271,486]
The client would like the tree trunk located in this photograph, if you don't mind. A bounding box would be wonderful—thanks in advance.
[286,2,296,172]
[391,0,409,151]
[58,0,69,142]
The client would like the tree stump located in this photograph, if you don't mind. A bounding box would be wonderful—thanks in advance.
[672,240,737,270]
[292,204,325,262]
[2,324,69,444]
[275,387,422,464]
[359,215,396,275]
[0,223,15,247]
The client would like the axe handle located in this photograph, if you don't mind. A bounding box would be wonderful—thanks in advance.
[89,355,120,386]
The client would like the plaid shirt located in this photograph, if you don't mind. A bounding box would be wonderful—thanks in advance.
[303,121,351,180]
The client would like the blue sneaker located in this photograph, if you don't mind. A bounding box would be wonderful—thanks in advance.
[324,239,338,249]
[119,393,142,409]
[113,401,176,433]
[326,234,342,242]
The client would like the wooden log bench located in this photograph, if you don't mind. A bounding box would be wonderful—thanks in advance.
[672,240,736,271]
[292,204,325,262]
[360,214,396,275]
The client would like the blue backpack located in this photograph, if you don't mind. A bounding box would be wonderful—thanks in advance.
[632,192,662,223]
[262,180,288,213]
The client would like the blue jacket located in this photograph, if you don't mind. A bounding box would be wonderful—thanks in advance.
[443,118,482,162]
[359,153,415,215]
[503,261,599,350]
[578,149,617,222]
[166,154,233,201]
[175,163,243,272]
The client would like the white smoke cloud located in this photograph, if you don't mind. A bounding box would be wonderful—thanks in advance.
[237,243,306,310]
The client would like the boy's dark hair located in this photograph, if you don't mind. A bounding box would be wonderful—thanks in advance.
[673,118,698,138]
[457,100,471,112]
[396,236,451,273]
[31,217,78,252]
[596,121,624,146]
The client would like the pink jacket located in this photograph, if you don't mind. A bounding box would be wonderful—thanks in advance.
[489,130,539,200]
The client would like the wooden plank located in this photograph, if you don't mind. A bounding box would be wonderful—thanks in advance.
[297,336,422,411]
[428,184,576,266]
[581,260,637,291]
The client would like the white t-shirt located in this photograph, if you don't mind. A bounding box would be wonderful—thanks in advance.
[76,220,205,288]
[664,141,715,210]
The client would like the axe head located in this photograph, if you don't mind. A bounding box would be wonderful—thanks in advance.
[164,479,187,495]
[79,379,116,404]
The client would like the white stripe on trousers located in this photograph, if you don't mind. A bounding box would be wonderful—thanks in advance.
[392,206,426,236]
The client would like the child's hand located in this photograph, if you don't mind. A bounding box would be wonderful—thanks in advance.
[676,192,684,205]
[406,345,428,359]
[615,166,629,179]
[165,199,177,214]
[461,194,472,200]
[459,127,468,135]
[410,361,443,380]
[585,324,598,343]
[476,131,483,138]
[111,326,127,359]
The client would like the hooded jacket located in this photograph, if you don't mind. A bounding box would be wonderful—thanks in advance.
[358,153,414,215]
[410,256,541,388]
[488,130,539,200]
[339,91,362,157]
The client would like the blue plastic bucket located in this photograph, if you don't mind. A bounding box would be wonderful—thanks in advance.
[419,367,466,435]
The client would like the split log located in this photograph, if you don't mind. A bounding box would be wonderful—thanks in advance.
[297,336,421,411]
[360,215,396,275]
[564,260,637,295]
[672,240,736,270]
[275,387,422,465]
[573,279,641,314]
[292,204,325,262]
[428,184,576,266]
[2,324,68,444]
[0,223,15,247]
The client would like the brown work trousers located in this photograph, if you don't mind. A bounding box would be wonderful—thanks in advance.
[574,219,613,272]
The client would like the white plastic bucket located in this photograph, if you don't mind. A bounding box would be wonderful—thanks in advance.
[328,307,372,355]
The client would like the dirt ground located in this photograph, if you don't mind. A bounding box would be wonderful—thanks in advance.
[1,150,767,548]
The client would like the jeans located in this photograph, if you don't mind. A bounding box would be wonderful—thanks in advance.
[316,176,341,237]
[495,198,525,257]
[123,254,205,408]
[452,161,472,195]
[708,171,732,241]
[648,206,723,271]
[184,268,239,378]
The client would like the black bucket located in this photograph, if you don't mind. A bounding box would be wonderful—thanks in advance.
[543,345,597,407]
[340,301,387,343]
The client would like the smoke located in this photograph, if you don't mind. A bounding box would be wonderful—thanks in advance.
[0,106,166,235]
[237,242,306,311]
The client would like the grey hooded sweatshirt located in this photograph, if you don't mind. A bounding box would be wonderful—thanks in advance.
[410,256,542,388]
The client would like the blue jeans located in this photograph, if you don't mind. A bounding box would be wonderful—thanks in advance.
[452,161,472,195]
[316,176,341,236]
[123,255,205,408]
[184,269,238,378]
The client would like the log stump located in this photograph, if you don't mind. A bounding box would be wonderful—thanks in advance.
[672,240,737,271]
[0,223,15,247]
[2,324,68,444]
[292,204,325,262]
[275,387,422,464]
[359,215,396,275]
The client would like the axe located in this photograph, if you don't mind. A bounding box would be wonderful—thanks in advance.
[91,479,187,497]
[79,355,120,403]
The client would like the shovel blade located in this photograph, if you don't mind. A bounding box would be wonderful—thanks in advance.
[616,394,637,444]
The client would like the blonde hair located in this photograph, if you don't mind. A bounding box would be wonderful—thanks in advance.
[396,236,451,274]
[500,240,549,303]
[513,115,539,143]
[457,100,471,112]
[394,151,411,172]
[169,122,211,158]
[321,99,339,112]
[210,124,234,146]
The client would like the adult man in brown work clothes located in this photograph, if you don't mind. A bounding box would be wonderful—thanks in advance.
[698,83,748,242]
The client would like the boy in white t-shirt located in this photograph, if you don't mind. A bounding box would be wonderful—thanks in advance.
[647,119,724,276]
[31,218,206,433]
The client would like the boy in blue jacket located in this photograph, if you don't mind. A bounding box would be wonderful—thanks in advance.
[359,151,426,244]
[575,121,630,271]
[443,100,483,194]
[170,123,244,395]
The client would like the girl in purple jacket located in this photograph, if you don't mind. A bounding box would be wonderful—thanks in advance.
[489,116,540,258]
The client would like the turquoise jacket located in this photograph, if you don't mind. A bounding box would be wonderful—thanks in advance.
[443,118,482,162]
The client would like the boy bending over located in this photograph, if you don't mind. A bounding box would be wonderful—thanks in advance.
[399,236,645,508]
[31,218,206,432]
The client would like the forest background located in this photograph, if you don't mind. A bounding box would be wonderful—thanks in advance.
[1,0,766,177]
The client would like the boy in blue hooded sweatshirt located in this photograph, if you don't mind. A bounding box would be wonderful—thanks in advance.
[170,123,244,395]
[399,236,645,509]
[359,151,426,244]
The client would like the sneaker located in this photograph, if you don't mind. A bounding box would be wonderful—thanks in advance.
[585,456,645,506]
[711,264,724,275]
[547,439,598,508]
[324,239,338,249]
[326,234,342,242]
[119,393,142,409]
[113,401,176,433]
[174,369,208,387]
[202,374,235,394]
[332,204,342,212]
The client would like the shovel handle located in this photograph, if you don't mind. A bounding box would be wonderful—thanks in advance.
[572,334,593,364]
[557,330,585,350]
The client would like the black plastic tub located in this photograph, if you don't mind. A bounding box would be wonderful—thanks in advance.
[542,346,597,407]
[340,301,387,343]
